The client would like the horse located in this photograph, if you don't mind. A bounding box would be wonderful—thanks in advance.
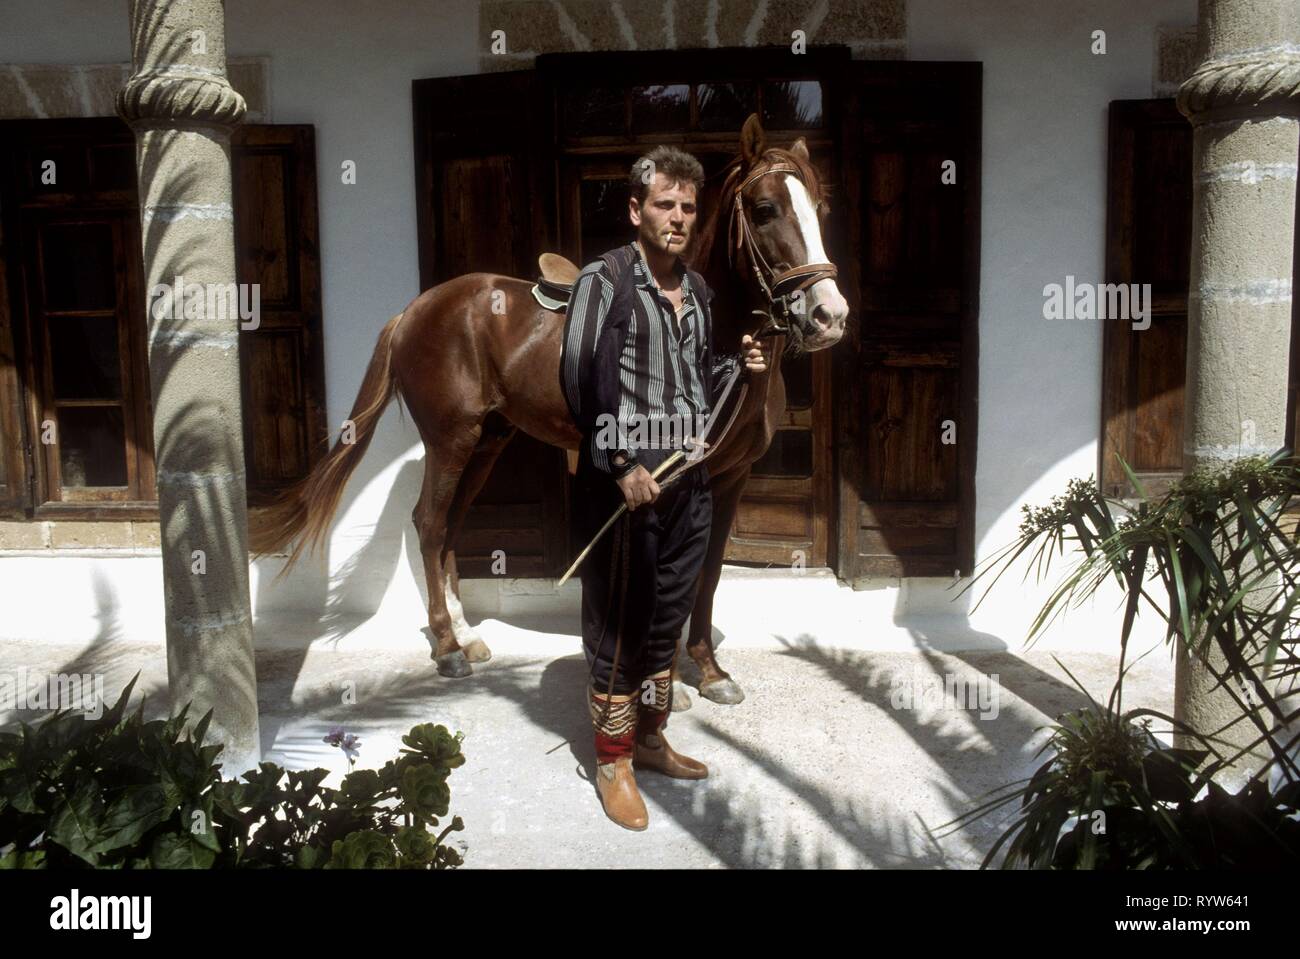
[250,114,849,706]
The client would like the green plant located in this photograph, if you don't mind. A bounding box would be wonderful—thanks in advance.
[212,721,467,868]
[940,452,1300,868]
[0,674,467,869]
[942,664,1300,867]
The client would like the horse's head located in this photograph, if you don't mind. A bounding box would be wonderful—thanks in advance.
[726,114,849,352]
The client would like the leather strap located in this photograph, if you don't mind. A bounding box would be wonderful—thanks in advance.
[728,161,838,327]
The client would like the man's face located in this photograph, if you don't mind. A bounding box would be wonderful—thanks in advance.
[629,173,697,258]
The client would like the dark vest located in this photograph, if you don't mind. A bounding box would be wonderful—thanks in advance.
[560,243,716,440]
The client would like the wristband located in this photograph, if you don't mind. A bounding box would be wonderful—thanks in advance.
[611,452,639,480]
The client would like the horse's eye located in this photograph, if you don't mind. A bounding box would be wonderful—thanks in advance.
[752,203,777,225]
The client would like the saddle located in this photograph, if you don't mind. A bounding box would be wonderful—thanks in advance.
[532,253,580,311]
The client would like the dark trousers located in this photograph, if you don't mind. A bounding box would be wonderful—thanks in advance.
[573,445,713,698]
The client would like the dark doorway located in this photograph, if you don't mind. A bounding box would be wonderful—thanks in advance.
[412,50,982,582]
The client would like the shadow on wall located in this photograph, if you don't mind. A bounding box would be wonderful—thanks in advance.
[248,405,428,717]
[252,450,425,643]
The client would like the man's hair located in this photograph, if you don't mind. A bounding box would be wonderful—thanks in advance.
[628,145,704,205]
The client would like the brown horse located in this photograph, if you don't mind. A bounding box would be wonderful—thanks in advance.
[250,115,849,706]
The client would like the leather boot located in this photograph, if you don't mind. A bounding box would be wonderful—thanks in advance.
[595,756,649,831]
[590,684,648,830]
[634,669,709,779]
[634,730,709,780]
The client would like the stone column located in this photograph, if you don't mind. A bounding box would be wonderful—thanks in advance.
[1175,0,1299,785]
[116,0,260,774]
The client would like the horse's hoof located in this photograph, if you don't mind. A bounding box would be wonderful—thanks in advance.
[671,681,692,712]
[462,638,492,663]
[434,650,473,678]
[699,678,745,705]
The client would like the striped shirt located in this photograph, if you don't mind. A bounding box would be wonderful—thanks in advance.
[563,241,740,477]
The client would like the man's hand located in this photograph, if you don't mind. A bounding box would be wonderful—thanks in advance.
[742,334,768,373]
[615,464,660,511]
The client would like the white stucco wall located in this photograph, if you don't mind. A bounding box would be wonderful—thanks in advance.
[0,0,1203,660]
[911,0,1196,652]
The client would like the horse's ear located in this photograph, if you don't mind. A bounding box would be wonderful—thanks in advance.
[740,114,766,167]
[789,137,810,162]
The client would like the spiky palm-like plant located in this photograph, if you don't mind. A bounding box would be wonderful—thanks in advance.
[939,452,1300,868]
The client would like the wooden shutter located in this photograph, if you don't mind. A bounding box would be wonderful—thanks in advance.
[834,61,981,580]
[0,209,31,516]
[412,70,565,577]
[231,124,327,502]
[1102,100,1192,498]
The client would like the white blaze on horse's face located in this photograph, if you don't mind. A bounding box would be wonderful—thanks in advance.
[782,174,849,349]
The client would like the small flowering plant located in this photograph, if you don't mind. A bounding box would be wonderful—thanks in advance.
[323,726,362,770]
[216,721,468,869]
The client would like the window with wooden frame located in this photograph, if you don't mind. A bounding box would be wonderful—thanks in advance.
[0,117,327,522]
[1103,99,1300,499]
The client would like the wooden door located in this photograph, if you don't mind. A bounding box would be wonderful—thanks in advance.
[415,52,995,579]
[411,70,568,577]
[834,61,982,581]
[545,49,847,570]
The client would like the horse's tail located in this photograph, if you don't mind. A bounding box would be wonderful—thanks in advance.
[249,312,404,573]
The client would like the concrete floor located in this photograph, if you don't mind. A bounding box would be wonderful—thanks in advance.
[0,590,1177,869]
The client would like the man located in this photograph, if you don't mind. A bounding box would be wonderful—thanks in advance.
[560,145,768,830]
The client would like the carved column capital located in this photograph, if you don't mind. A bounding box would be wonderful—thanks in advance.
[116,69,246,129]
[1177,50,1300,125]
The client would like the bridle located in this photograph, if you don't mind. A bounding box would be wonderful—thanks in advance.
[728,159,839,338]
